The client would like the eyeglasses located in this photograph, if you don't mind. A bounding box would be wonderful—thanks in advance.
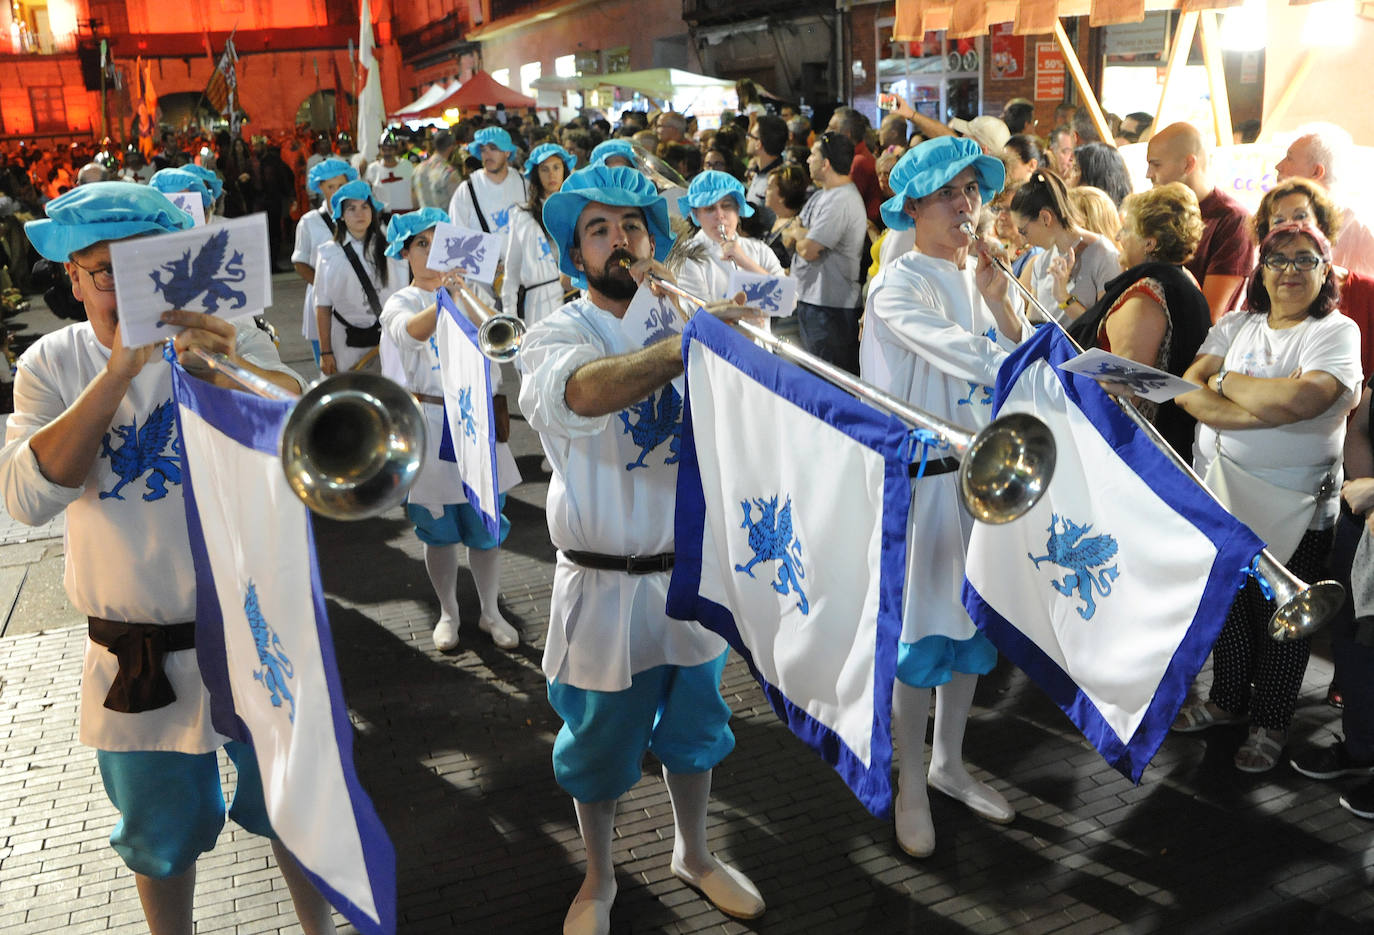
[70,257,116,292]
[1261,252,1323,272]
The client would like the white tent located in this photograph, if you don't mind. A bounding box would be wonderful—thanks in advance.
[389,81,459,119]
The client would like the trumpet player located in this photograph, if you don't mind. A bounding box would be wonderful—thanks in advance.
[860,137,1031,858]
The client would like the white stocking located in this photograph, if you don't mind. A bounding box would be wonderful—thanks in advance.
[423,544,462,627]
[664,767,713,874]
[891,681,934,856]
[466,545,508,625]
[928,671,1013,821]
[571,798,619,904]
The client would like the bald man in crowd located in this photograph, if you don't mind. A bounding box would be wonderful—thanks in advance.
[1145,121,1252,321]
[1277,124,1374,278]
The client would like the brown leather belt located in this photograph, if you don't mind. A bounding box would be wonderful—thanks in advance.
[561,549,675,575]
[413,392,444,406]
[87,617,196,714]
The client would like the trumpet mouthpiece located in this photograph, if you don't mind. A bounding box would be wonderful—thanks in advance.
[959,221,976,237]
[618,258,633,269]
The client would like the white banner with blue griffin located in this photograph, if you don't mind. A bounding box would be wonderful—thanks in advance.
[666,312,912,817]
[169,357,396,935]
[962,326,1265,781]
[434,288,502,538]
[425,220,504,285]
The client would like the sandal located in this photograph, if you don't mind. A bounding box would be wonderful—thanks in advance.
[1171,701,1246,734]
[1235,726,1286,773]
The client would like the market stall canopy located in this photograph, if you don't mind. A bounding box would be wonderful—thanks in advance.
[574,68,736,100]
[893,0,1374,38]
[411,71,537,118]
[389,82,458,120]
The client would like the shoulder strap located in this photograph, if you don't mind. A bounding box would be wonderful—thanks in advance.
[339,242,383,318]
[466,181,491,233]
[318,205,337,235]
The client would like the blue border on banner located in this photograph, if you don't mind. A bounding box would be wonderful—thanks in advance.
[171,362,398,935]
[967,326,1265,782]
[437,289,501,539]
[666,313,908,818]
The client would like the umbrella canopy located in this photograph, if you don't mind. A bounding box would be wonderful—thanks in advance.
[390,81,458,120]
[411,71,537,118]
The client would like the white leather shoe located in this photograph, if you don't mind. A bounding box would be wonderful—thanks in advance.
[894,786,935,858]
[928,769,1015,824]
[562,896,612,935]
[431,619,458,652]
[479,615,520,649]
[670,857,765,919]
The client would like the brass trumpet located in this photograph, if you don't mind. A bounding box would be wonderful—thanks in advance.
[448,281,525,362]
[959,222,1343,640]
[627,265,1057,525]
[191,349,426,521]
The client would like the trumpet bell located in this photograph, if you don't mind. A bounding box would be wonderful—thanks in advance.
[478,314,526,363]
[958,412,1057,524]
[1268,574,1345,642]
[280,372,427,521]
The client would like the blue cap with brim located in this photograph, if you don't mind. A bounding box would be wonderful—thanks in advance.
[879,136,1006,231]
[149,168,214,210]
[25,182,194,262]
[542,165,674,289]
[385,206,450,258]
[589,139,638,169]
[524,142,576,179]
[677,170,755,226]
[179,163,224,203]
[468,127,518,159]
[307,157,358,195]
[330,179,385,220]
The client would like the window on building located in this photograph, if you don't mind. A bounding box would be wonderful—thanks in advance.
[605,46,630,74]
[492,67,510,88]
[519,61,540,99]
[574,51,599,75]
[875,20,983,127]
[29,86,67,132]
[555,54,576,78]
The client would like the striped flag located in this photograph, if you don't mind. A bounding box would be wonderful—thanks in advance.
[434,289,501,539]
[169,357,397,935]
[963,325,1265,782]
[204,37,238,117]
[667,312,910,818]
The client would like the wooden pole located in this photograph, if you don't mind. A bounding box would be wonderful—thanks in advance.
[1197,11,1233,146]
[1052,18,1111,144]
[1155,11,1199,132]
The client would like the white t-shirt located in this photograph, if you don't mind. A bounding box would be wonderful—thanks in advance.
[860,250,1029,644]
[516,297,725,691]
[1194,309,1363,525]
[0,321,298,753]
[447,168,528,240]
[1028,234,1121,316]
[365,158,416,212]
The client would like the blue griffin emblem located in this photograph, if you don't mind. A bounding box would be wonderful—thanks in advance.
[643,298,679,345]
[619,383,682,470]
[1027,514,1120,620]
[99,399,182,501]
[456,386,478,442]
[244,582,296,722]
[538,234,553,260]
[740,278,783,313]
[428,335,441,370]
[1084,361,1174,395]
[957,327,998,408]
[441,233,487,274]
[149,228,248,316]
[491,206,513,232]
[734,495,809,614]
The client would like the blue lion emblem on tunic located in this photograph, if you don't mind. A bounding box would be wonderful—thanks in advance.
[244,581,296,722]
[457,386,478,442]
[619,383,682,470]
[148,228,248,316]
[734,495,809,614]
[440,233,487,274]
[1027,514,1120,620]
[740,278,782,313]
[99,399,182,501]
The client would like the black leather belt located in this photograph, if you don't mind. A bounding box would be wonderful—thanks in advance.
[87,617,196,714]
[562,549,675,575]
[908,457,961,478]
[413,392,444,406]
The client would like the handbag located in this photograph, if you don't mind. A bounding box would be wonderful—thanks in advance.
[1202,439,1332,564]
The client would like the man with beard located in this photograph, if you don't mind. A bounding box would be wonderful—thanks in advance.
[447,126,528,305]
[517,165,766,935]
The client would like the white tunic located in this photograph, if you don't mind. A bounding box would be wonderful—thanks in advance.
[313,235,408,372]
[517,298,726,692]
[0,321,299,753]
[860,251,1029,644]
[675,229,786,304]
[448,169,529,309]
[291,206,335,342]
[500,206,564,327]
[378,285,520,511]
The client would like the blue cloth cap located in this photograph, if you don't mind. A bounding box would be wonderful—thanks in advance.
[385,206,450,258]
[677,170,755,226]
[467,127,518,159]
[330,179,385,221]
[149,168,214,210]
[589,139,639,169]
[307,157,359,195]
[178,163,224,203]
[524,142,577,179]
[880,136,1006,231]
[25,182,194,262]
[541,165,674,289]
